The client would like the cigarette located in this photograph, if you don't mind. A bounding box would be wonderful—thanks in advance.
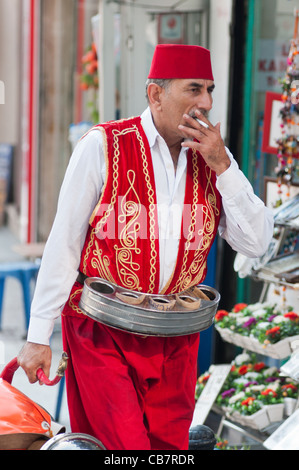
[195,118,209,129]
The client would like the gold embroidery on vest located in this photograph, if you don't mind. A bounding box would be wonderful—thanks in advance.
[134,125,157,293]
[85,124,157,292]
[166,151,219,294]
[92,239,116,283]
[82,228,116,283]
[83,126,122,278]
[187,165,219,287]
[114,169,142,290]
[160,150,199,294]
[94,127,121,233]
[178,164,218,292]
[83,126,109,275]
[69,287,84,314]
[83,228,94,274]
[88,126,109,226]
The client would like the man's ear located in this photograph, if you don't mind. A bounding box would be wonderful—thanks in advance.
[147,83,164,110]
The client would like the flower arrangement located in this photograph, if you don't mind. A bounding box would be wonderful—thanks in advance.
[194,371,210,400]
[80,43,99,123]
[195,353,298,430]
[215,439,231,450]
[215,301,299,358]
[282,383,298,398]
[214,437,250,451]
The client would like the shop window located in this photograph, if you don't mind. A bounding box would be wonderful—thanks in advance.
[248,0,299,197]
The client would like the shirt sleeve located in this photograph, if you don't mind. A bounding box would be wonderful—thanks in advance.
[27,130,106,345]
[216,148,274,258]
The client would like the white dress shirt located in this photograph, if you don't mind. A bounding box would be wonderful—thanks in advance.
[27,107,273,345]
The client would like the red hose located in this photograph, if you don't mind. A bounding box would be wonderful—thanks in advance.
[0,357,19,384]
[0,353,68,386]
[36,368,62,386]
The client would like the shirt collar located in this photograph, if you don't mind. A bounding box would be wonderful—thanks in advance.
[140,107,159,148]
[140,106,189,158]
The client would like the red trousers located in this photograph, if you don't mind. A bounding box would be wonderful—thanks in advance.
[62,315,199,450]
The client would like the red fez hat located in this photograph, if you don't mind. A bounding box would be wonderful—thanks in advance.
[148,44,214,81]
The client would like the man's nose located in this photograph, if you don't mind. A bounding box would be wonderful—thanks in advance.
[197,92,213,112]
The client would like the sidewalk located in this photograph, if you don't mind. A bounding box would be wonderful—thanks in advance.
[0,226,70,430]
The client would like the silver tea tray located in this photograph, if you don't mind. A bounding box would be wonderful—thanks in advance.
[79,277,220,337]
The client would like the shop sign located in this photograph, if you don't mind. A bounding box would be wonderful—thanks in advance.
[262,91,284,154]
[191,364,231,426]
[256,39,290,92]
[158,13,184,44]
[280,348,299,382]
[264,408,299,450]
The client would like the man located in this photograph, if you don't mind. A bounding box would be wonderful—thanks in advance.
[18,44,273,450]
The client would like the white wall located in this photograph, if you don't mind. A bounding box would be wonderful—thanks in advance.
[208,0,233,142]
[119,3,149,118]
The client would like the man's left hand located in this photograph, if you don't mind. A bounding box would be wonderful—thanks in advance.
[179,110,230,176]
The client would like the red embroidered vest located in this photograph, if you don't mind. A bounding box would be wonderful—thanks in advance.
[63,116,221,317]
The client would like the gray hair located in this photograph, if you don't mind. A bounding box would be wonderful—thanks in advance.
[145,78,173,102]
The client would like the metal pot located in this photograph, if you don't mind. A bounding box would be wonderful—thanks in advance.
[40,433,106,450]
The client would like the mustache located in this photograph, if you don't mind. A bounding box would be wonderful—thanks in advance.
[189,110,209,119]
